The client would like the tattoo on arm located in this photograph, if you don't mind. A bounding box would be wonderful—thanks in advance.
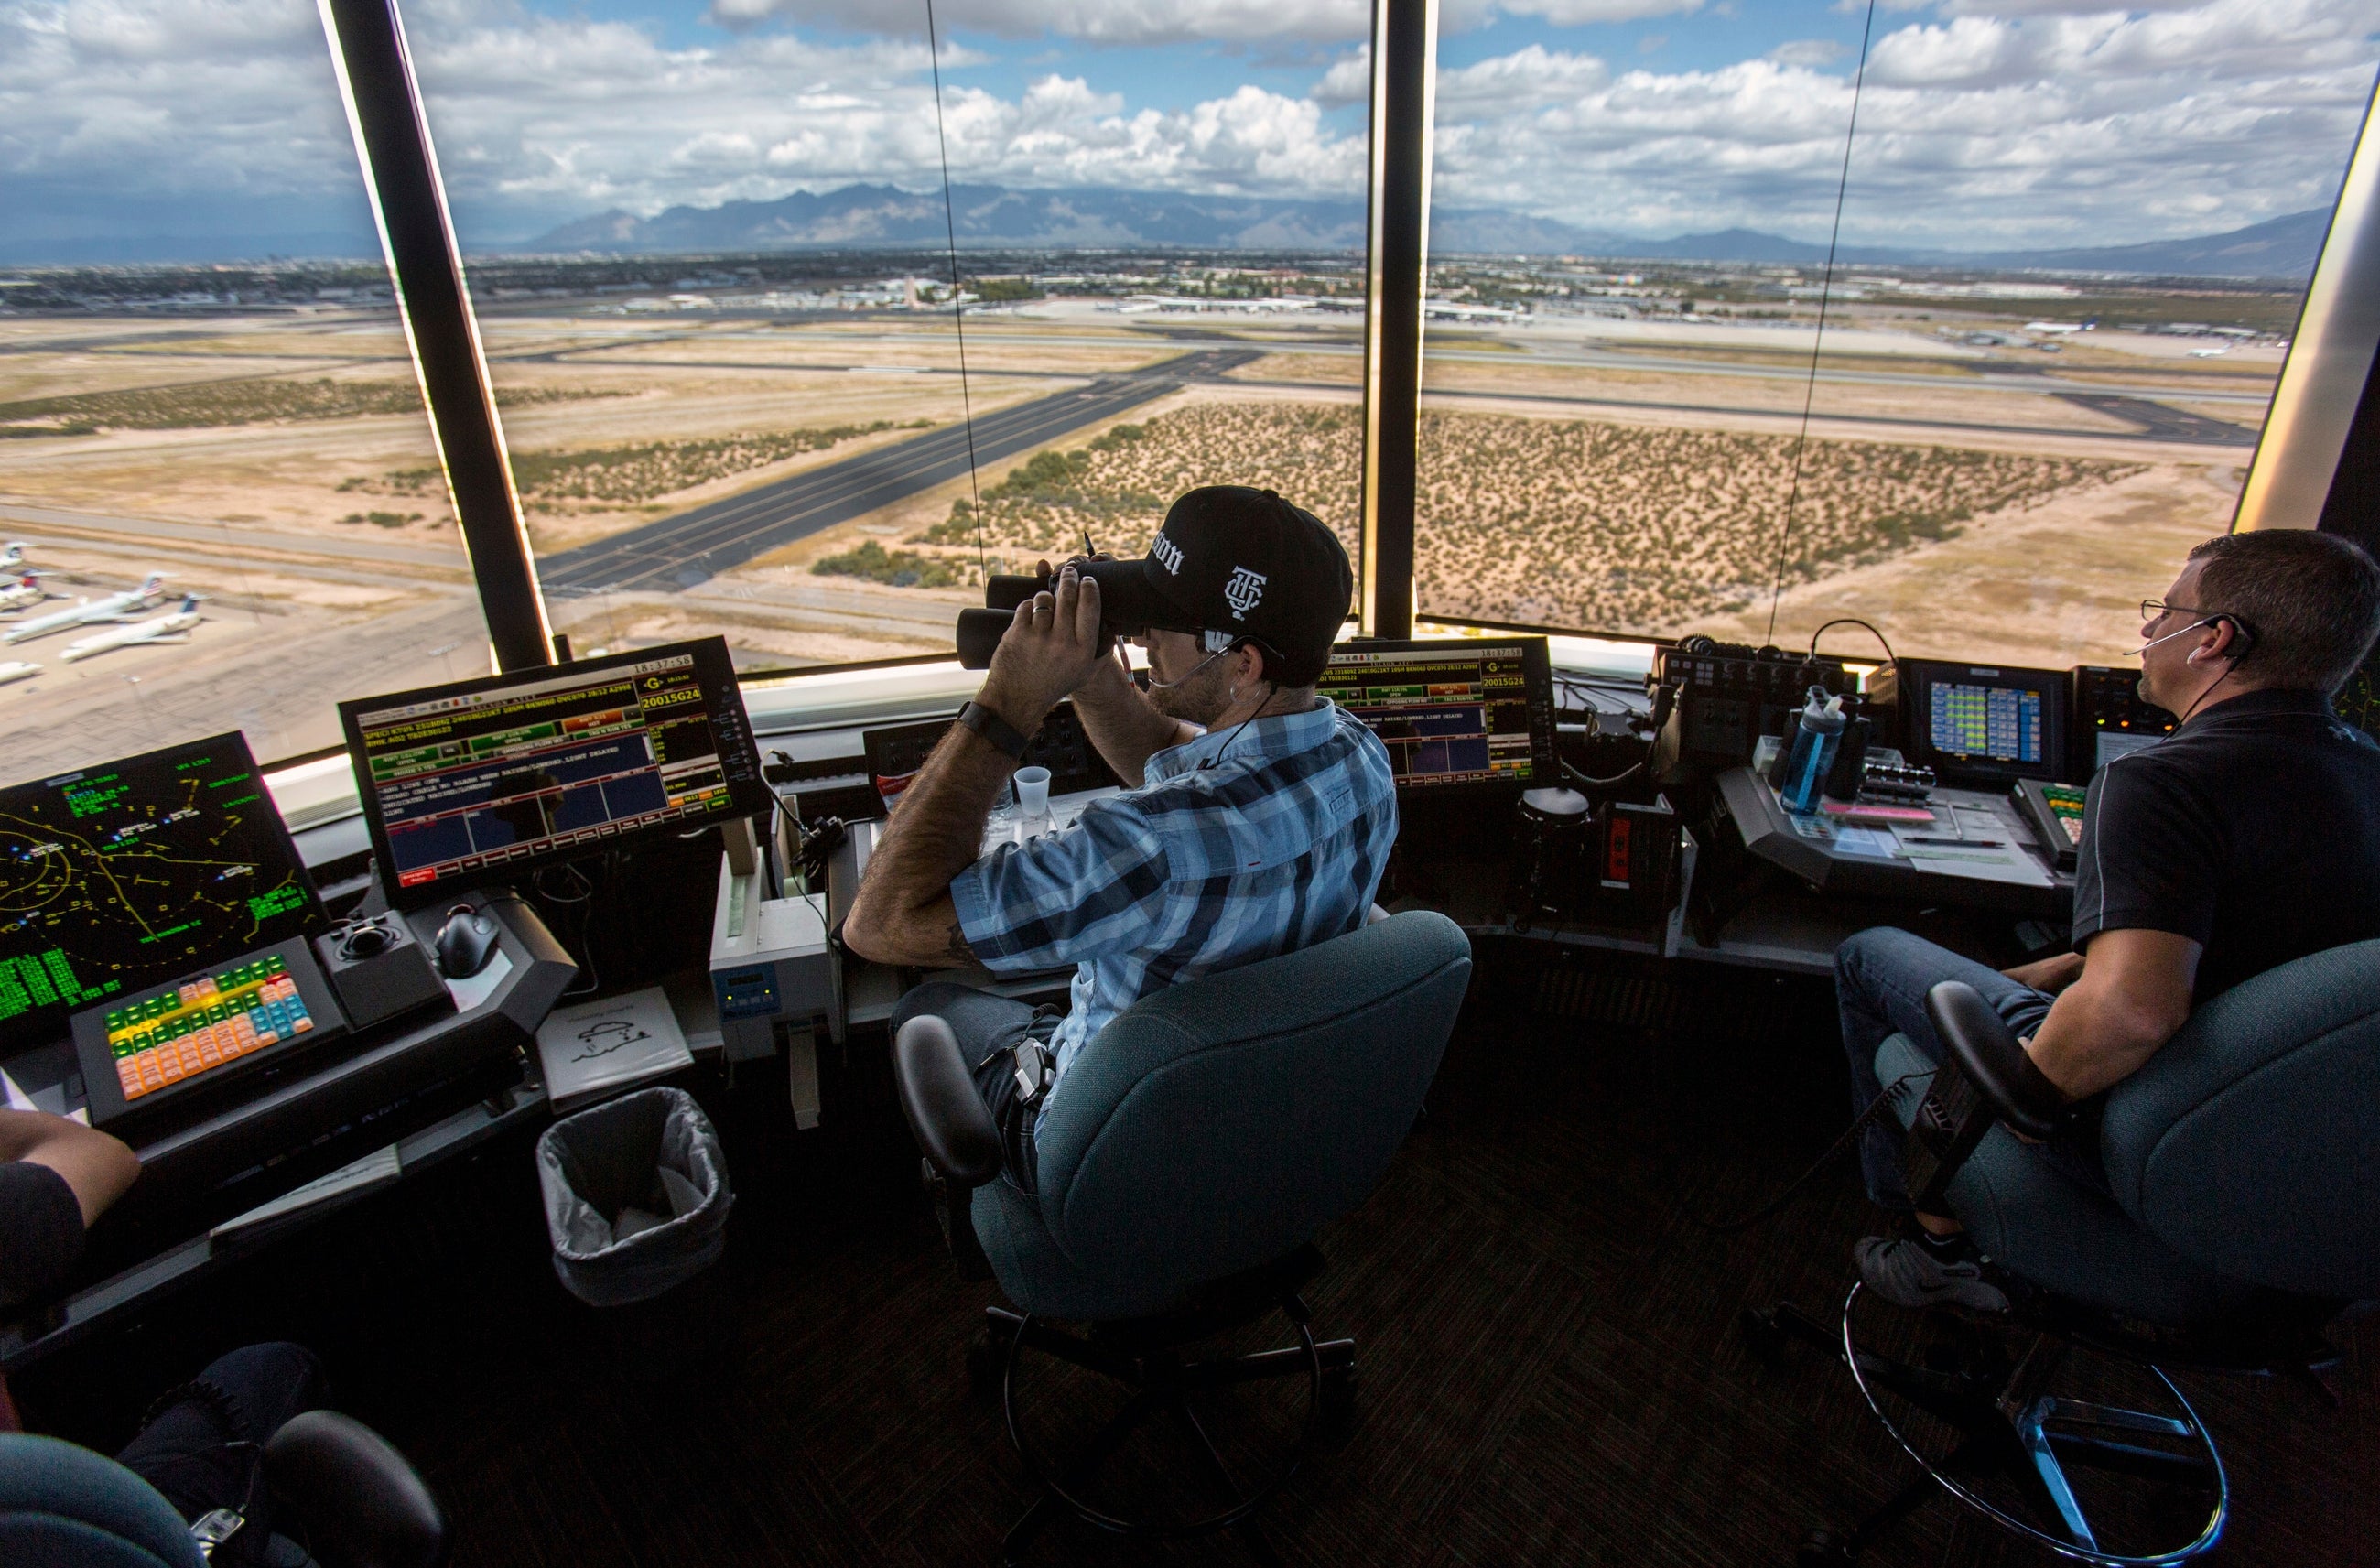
[943,917,977,963]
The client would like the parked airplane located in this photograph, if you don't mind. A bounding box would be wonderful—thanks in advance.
[0,543,27,570]
[0,573,44,613]
[0,660,38,687]
[4,573,168,644]
[60,594,201,664]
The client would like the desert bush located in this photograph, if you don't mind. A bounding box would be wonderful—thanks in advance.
[907,402,2139,634]
[812,539,962,589]
[0,378,608,435]
[363,420,929,513]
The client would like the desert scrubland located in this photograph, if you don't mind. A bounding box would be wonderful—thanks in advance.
[901,399,2144,643]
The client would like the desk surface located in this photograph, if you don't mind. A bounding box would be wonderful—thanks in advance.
[1719,767,2070,917]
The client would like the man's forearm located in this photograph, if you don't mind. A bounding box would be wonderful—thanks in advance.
[2024,979,2179,1100]
[845,721,1014,963]
[0,1109,139,1225]
[1072,654,1193,787]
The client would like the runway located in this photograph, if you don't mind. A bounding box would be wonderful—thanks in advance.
[538,348,1258,595]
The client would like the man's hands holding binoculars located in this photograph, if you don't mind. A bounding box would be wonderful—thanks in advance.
[975,563,1115,736]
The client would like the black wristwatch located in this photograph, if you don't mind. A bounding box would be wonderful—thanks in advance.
[958,700,1034,760]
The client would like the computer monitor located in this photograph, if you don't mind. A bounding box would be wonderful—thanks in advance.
[340,637,773,903]
[1320,637,1559,794]
[1897,659,2068,787]
[0,731,328,1057]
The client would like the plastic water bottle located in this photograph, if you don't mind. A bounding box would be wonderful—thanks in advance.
[1780,687,1847,816]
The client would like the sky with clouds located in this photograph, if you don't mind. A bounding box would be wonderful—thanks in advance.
[1,0,2374,258]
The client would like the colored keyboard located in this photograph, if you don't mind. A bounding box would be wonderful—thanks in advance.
[105,955,314,1102]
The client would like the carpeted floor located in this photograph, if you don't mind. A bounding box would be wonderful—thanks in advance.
[21,939,2376,1566]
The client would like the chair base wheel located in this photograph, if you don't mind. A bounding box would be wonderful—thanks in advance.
[1741,1307,1790,1367]
[1796,1527,1855,1566]
[1316,1365,1359,1445]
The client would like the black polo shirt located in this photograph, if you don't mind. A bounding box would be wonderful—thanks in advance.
[2072,687,2380,1003]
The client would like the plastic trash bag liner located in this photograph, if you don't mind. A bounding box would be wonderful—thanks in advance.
[536,1087,731,1307]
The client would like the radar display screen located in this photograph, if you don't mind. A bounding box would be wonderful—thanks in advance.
[0,732,327,1057]
[340,635,772,903]
[1319,638,1557,793]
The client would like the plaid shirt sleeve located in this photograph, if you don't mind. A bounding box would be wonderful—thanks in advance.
[947,799,1173,974]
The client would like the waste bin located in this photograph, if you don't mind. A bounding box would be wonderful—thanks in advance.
[538,1087,731,1305]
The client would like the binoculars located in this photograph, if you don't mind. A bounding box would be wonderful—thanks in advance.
[956,558,1186,669]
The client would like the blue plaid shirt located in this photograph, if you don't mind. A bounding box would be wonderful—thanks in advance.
[950,698,1398,1119]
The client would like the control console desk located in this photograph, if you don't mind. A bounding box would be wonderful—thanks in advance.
[1716,766,2070,917]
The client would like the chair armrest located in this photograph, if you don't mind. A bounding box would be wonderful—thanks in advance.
[893,1016,1004,1186]
[1925,981,2068,1141]
[263,1411,448,1568]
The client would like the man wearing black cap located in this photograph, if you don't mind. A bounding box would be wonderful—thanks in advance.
[846,486,1398,1198]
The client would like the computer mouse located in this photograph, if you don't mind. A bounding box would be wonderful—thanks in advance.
[434,905,501,979]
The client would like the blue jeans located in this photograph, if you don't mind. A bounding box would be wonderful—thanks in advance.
[116,1342,324,1562]
[1835,927,2057,1212]
[890,981,1062,1195]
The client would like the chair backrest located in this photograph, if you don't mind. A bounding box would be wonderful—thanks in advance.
[0,1433,204,1568]
[1031,909,1472,1285]
[2102,938,2380,1300]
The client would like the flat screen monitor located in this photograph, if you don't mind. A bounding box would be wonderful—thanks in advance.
[1899,659,2067,787]
[1319,637,1559,794]
[0,731,327,1057]
[340,637,773,903]
[863,702,1117,815]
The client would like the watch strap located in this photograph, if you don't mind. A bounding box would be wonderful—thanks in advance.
[959,700,1033,760]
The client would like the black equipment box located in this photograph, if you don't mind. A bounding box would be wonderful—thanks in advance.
[2071,665,2175,778]
[314,914,454,1032]
[1650,639,1854,775]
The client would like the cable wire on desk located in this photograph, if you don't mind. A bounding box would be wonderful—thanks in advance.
[1562,757,1645,789]
[1808,617,1898,671]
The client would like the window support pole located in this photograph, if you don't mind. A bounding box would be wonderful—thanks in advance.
[1358,0,1437,639]
[317,0,553,672]
[2236,71,2380,546]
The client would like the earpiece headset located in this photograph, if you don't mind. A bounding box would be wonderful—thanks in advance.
[2128,611,2256,661]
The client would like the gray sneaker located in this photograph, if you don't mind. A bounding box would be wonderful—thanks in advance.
[1855,1234,2010,1314]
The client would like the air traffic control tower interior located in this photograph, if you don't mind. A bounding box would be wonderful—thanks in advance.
[3,5,2379,1566]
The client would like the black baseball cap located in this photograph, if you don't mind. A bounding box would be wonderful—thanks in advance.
[1085,486,1352,686]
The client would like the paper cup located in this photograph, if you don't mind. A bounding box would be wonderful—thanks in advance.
[1014,765,1052,816]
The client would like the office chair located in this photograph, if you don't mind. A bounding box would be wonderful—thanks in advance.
[1745,938,2380,1565]
[0,1410,449,1568]
[894,909,1472,1564]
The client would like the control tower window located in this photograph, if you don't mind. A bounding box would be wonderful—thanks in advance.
[405,3,1374,681]
[0,5,492,780]
[1413,3,2375,672]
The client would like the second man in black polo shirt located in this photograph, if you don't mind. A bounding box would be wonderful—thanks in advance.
[1836,527,2380,1312]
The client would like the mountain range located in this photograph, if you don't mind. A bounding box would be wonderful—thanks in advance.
[526,184,2330,281]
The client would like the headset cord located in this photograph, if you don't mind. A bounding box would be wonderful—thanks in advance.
[1683,1069,1928,1234]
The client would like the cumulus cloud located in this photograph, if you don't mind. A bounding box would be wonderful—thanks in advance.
[1433,0,2378,247]
[4,0,2373,255]
[709,0,1373,47]
[1496,0,1700,22]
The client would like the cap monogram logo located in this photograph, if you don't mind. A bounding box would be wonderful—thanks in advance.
[1151,535,1185,575]
[1223,566,1268,620]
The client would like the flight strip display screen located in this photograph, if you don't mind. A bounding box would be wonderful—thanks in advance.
[0,731,326,1057]
[1319,638,1557,792]
[340,636,772,901]
[1899,659,2067,785]
[1929,681,2045,765]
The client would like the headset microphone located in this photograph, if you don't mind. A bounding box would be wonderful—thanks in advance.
[2125,617,2217,657]
[1144,644,1232,690]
